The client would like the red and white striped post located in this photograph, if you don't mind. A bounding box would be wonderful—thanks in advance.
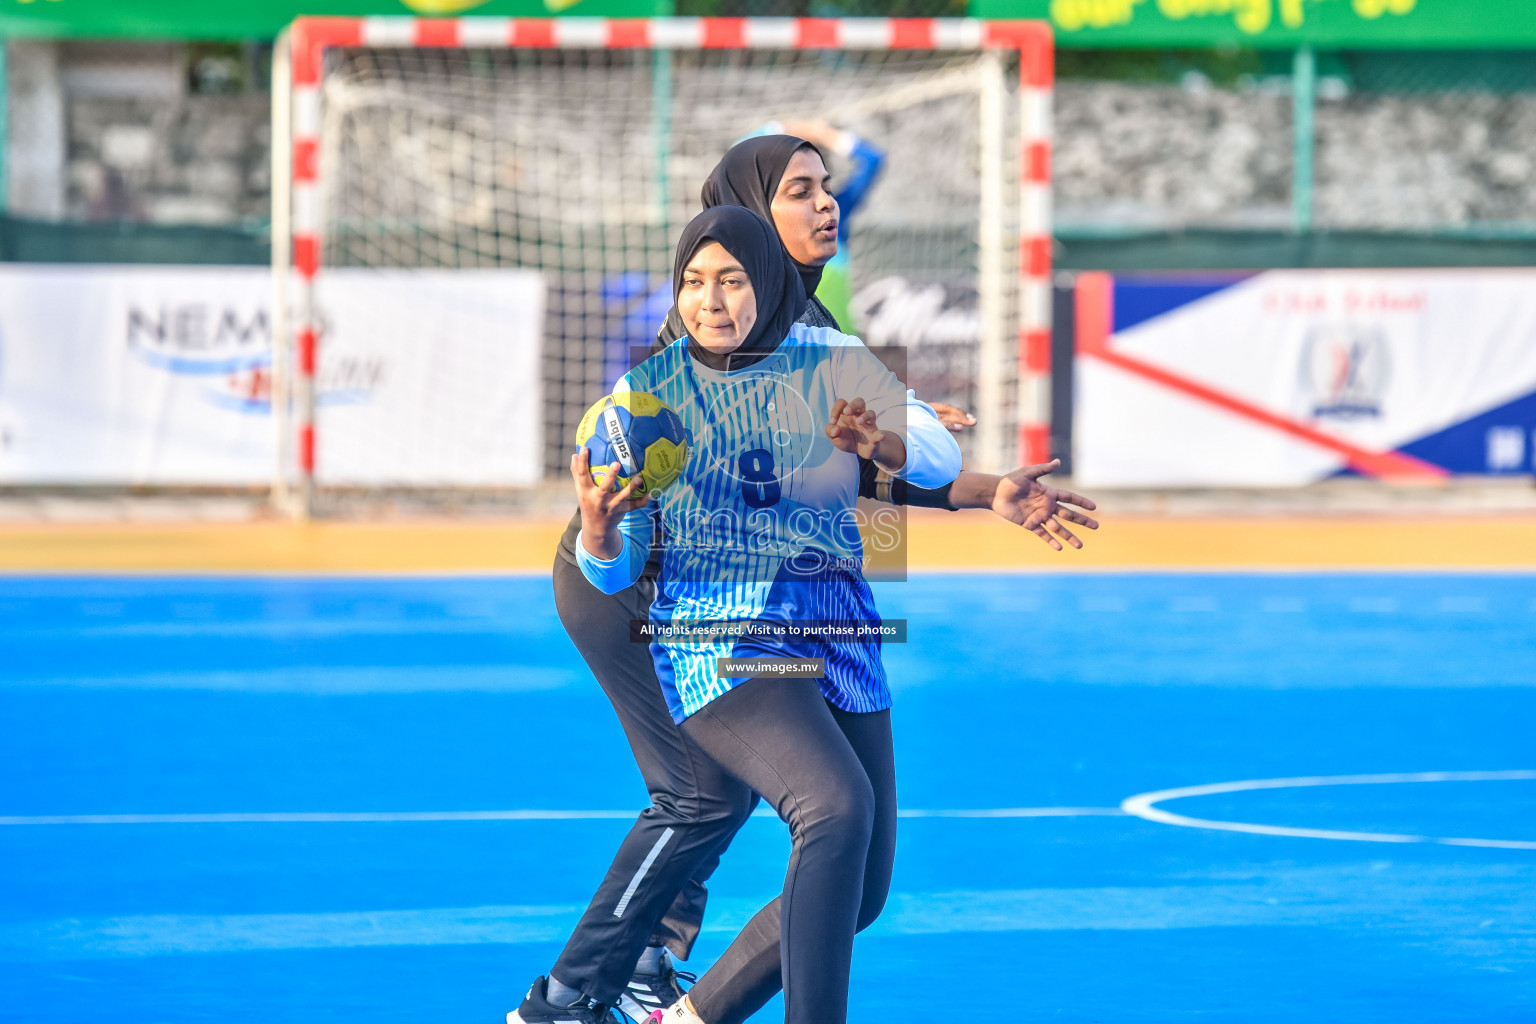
[288,19,365,516]
[1014,23,1053,467]
[283,17,1053,512]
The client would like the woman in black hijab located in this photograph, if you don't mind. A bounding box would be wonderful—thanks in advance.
[514,144,1098,1024]
[659,134,840,346]
[699,135,833,304]
[576,204,958,1024]
[516,149,838,1024]
[670,196,806,372]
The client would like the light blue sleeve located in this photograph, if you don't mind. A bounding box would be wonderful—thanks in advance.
[820,327,962,489]
[574,506,656,595]
[894,391,963,489]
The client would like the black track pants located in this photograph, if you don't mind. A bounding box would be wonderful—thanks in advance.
[679,678,897,1024]
[548,555,759,1003]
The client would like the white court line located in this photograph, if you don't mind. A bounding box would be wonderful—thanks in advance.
[0,810,643,825]
[1121,770,1536,850]
[0,807,1124,826]
[896,807,1126,818]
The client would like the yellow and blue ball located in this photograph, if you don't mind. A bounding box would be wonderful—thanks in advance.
[575,391,689,498]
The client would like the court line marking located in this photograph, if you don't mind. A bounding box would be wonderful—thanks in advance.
[0,807,1126,826]
[896,807,1126,818]
[1120,770,1536,850]
[0,811,643,825]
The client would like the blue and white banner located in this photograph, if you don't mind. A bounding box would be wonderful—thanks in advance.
[1074,269,1536,487]
[0,265,544,486]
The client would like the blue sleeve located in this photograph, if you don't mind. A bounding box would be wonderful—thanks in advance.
[894,392,962,489]
[574,507,656,595]
[825,331,960,490]
[833,136,886,244]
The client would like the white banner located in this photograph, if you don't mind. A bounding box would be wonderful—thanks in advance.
[0,265,544,486]
[1075,269,1536,487]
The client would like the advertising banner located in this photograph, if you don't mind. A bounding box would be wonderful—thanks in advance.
[969,0,1536,49]
[312,268,545,488]
[852,274,983,420]
[1074,269,1536,486]
[0,0,670,41]
[0,264,544,486]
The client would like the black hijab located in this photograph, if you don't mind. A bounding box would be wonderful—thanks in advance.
[654,135,828,351]
[700,134,828,299]
[671,205,806,372]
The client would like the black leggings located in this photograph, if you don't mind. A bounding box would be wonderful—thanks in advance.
[548,556,758,1003]
[680,678,897,1024]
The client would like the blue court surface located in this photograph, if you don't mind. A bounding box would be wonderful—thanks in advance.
[3,572,1534,1023]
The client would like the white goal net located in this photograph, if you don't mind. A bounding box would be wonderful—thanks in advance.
[274,20,1046,515]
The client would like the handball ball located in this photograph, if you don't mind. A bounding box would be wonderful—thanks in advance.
[575,392,689,498]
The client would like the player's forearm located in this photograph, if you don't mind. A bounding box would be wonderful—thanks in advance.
[870,432,907,478]
[579,512,625,560]
[884,479,958,510]
[575,510,653,594]
[946,471,1002,510]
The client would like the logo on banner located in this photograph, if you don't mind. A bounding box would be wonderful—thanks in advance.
[125,301,385,415]
[852,276,980,349]
[125,301,274,415]
[1300,324,1390,419]
[852,276,980,416]
[126,303,269,375]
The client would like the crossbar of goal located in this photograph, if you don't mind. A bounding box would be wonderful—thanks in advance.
[276,16,1053,518]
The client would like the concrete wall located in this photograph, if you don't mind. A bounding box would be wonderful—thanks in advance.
[6,44,1535,233]
[6,41,269,226]
[6,41,67,220]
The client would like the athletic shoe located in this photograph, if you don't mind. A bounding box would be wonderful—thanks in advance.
[507,976,624,1024]
[616,953,695,1023]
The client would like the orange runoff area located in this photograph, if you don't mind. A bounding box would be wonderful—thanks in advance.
[0,511,1532,574]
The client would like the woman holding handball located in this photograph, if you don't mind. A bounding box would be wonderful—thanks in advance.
[510,134,1097,1024]
[574,205,960,1024]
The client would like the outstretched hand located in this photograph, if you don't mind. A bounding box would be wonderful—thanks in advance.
[928,402,977,433]
[570,448,651,559]
[992,459,1099,551]
[825,397,887,460]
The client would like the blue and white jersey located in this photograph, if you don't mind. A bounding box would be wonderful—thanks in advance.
[578,323,961,723]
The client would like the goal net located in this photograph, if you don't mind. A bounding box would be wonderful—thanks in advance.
[273,18,1052,516]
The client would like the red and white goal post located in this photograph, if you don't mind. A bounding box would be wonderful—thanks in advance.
[271,16,1053,518]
